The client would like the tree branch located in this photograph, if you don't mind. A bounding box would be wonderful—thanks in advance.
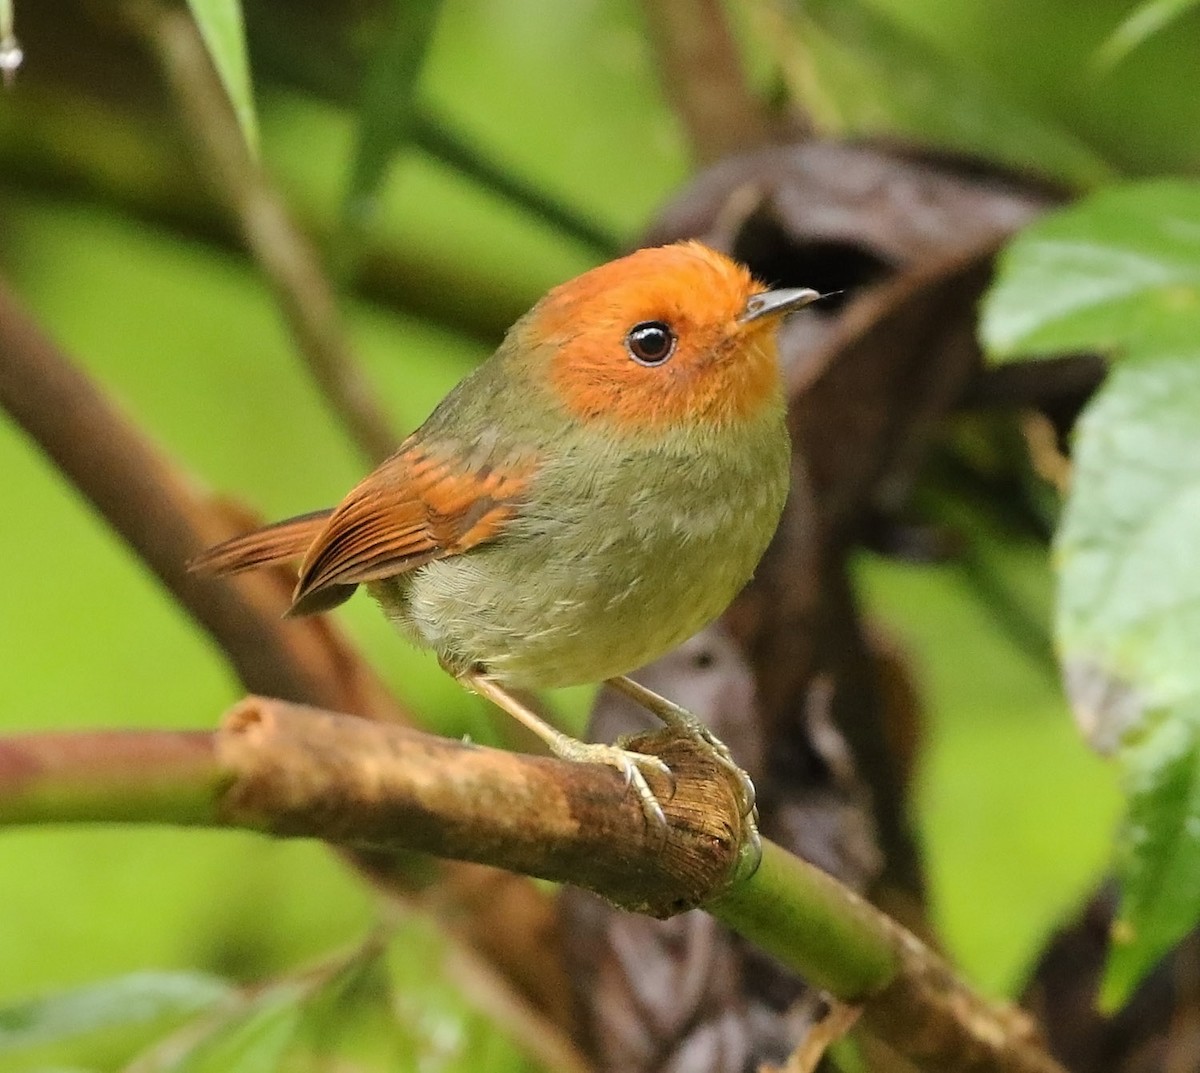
[0,275,397,718]
[0,729,220,826]
[639,0,778,163]
[0,698,1066,1073]
[0,698,750,915]
[122,0,398,464]
[0,81,533,343]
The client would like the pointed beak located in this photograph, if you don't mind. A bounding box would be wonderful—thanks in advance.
[738,287,823,324]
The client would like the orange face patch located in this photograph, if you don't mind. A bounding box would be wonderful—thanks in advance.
[533,243,784,432]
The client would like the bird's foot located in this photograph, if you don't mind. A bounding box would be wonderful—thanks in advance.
[547,736,673,833]
[606,675,757,820]
[462,671,673,834]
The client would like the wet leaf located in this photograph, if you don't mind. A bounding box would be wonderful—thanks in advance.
[186,0,258,153]
[1059,352,1200,1003]
[1055,354,1200,750]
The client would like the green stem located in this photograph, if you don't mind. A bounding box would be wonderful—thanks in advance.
[0,730,223,827]
[413,113,622,257]
[709,839,899,998]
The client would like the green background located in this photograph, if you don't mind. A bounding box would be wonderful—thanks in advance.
[9,0,1197,1063]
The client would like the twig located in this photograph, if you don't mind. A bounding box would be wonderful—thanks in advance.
[711,850,1063,1073]
[764,998,861,1073]
[1020,411,1071,494]
[0,698,1067,1073]
[0,83,534,343]
[123,0,398,464]
[442,939,594,1073]
[414,115,621,256]
[639,0,774,163]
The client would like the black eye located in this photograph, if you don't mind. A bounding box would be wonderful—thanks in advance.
[625,321,676,366]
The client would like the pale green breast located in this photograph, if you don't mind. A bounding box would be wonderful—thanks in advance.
[374,406,790,689]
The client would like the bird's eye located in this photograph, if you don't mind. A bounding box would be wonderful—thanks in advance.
[625,321,676,366]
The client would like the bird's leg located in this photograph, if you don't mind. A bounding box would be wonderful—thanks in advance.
[605,675,757,818]
[462,671,672,832]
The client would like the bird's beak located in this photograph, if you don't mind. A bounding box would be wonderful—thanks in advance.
[738,287,822,324]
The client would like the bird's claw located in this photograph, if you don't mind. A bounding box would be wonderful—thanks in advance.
[551,739,671,833]
[607,677,757,820]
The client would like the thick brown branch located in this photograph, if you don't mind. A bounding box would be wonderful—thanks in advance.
[0,699,748,916]
[219,698,749,916]
[123,0,398,464]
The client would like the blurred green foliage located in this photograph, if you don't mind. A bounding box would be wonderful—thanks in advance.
[187,0,259,152]
[3,0,1198,1067]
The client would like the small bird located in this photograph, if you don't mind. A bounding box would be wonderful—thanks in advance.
[191,242,819,826]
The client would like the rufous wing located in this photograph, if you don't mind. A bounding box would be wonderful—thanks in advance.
[288,440,532,616]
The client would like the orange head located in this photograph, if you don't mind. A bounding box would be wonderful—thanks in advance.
[516,242,819,432]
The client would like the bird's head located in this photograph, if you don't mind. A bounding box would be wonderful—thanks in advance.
[514,242,819,434]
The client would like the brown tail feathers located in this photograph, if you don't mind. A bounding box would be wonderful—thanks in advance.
[188,508,332,578]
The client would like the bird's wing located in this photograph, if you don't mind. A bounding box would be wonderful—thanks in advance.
[188,509,333,576]
[289,438,534,615]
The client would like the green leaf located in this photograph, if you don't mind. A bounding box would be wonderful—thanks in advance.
[981,180,1200,359]
[342,0,443,235]
[983,178,1200,1002]
[1063,349,1200,1003]
[161,983,305,1073]
[0,972,231,1053]
[1056,352,1200,998]
[1056,352,1200,748]
[1104,703,1200,1007]
[186,0,259,154]
[1093,0,1200,74]
[774,0,1115,188]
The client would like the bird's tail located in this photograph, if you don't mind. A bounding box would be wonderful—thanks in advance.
[188,508,332,577]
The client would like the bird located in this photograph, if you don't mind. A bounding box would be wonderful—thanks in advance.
[190,241,819,828]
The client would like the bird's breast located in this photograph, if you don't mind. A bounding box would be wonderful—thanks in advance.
[382,410,791,688]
